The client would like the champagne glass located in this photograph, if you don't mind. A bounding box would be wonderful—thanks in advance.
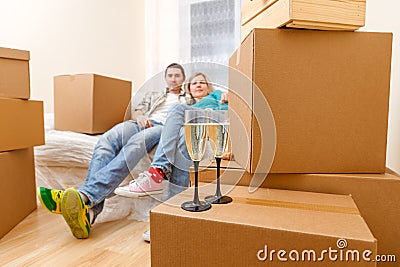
[181,109,212,212]
[205,110,232,204]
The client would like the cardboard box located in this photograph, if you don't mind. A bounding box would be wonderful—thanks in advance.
[54,74,132,134]
[0,47,30,99]
[193,165,400,267]
[151,185,376,266]
[0,148,36,239]
[241,0,366,39]
[229,29,392,173]
[0,98,44,152]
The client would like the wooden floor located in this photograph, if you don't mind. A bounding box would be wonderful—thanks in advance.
[0,207,151,266]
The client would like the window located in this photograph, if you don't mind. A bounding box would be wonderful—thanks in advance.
[146,0,243,86]
[180,0,243,87]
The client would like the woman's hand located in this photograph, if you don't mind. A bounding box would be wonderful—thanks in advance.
[220,92,229,104]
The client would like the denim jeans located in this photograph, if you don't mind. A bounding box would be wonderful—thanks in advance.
[152,104,202,199]
[78,120,162,218]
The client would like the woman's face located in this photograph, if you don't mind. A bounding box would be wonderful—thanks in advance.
[189,75,209,99]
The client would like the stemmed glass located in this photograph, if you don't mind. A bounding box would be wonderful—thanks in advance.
[205,110,232,204]
[181,109,212,212]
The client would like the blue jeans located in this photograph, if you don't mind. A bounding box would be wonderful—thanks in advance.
[78,120,162,219]
[152,104,202,199]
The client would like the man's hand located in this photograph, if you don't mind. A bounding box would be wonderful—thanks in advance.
[220,92,229,104]
[136,115,153,129]
[146,119,154,128]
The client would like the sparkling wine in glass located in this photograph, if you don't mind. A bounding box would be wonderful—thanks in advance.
[205,110,232,204]
[181,109,211,212]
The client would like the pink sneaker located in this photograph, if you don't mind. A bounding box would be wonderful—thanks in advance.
[114,171,163,198]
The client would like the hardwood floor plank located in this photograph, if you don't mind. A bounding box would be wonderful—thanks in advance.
[0,207,151,266]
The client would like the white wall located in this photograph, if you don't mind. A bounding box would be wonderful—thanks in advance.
[0,0,145,113]
[145,0,180,79]
[364,1,400,172]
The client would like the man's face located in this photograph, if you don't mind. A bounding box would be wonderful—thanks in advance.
[165,67,185,94]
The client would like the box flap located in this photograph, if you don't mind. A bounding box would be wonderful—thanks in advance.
[242,0,279,25]
[0,47,30,61]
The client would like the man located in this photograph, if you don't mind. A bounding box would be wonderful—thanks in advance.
[38,63,192,239]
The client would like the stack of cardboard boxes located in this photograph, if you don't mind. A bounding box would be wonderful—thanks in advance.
[150,1,398,266]
[0,47,44,239]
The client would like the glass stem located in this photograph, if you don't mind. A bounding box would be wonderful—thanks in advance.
[193,160,201,206]
[215,157,222,198]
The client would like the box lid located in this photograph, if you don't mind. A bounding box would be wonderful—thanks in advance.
[0,47,30,61]
[55,73,131,83]
[153,185,376,242]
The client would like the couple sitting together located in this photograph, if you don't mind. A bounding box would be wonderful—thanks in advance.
[38,63,228,241]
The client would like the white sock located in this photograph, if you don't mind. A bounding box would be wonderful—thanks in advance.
[89,209,94,225]
[79,192,89,204]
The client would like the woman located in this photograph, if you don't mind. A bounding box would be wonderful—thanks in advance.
[119,73,228,242]
[115,72,228,198]
[116,72,228,242]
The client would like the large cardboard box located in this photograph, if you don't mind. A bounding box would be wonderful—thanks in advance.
[0,148,36,239]
[54,74,132,134]
[241,0,366,39]
[0,98,44,152]
[193,165,400,267]
[0,47,30,99]
[151,185,377,266]
[229,29,392,173]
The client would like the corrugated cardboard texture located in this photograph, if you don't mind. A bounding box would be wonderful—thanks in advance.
[0,148,36,239]
[0,98,44,152]
[194,166,400,267]
[151,186,376,266]
[229,29,392,173]
[0,47,30,99]
[54,74,132,134]
[92,75,133,133]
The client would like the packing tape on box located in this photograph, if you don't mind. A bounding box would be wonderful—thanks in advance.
[178,191,359,215]
[232,197,360,215]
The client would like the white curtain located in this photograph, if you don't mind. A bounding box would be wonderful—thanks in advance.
[145,0,181,79]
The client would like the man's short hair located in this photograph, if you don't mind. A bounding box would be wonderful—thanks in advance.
[165,63,186,79]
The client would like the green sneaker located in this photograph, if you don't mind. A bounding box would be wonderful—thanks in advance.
[37,187,64,214]
[61,188,91,239]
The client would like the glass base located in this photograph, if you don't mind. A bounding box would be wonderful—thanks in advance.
[205,195,232,204]
[181,200,212,212]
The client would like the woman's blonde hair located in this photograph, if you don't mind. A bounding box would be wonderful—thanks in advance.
[185,72,215,98]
